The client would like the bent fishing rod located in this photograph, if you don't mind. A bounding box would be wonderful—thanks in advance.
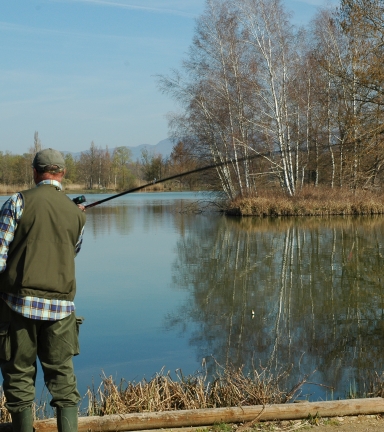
[76,152,271,210]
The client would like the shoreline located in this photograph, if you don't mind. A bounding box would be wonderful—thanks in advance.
[1,186,384,217]
[1,399,384,432]
[226,189,384,217]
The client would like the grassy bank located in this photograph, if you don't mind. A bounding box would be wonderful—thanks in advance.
[2,364,384,422]
[0,364,305,422]
[2,368,384,432]
[226,188,384,216]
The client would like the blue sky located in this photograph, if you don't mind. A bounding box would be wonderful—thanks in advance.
[0,0,336,155]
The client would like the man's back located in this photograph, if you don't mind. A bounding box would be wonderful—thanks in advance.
[0,184,86,300]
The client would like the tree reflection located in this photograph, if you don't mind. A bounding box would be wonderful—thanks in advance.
[85,199,184,236]
[165,216,384,399]
[86,204,134,238]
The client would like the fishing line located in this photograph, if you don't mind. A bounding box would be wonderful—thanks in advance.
[79,152,271,209]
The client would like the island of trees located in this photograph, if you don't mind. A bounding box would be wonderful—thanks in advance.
[158,0,384,214]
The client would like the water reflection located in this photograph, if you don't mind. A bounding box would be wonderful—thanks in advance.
[85,204,134,238]
[166,215,384,400]
[72,193,207,396]
[1,193,383,401]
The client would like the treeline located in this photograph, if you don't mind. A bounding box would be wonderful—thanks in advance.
[158,0,384,199]
[4,0,383,199]
[0,138,203,192]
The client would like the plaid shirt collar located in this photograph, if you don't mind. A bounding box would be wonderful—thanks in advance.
[36,179,62,190]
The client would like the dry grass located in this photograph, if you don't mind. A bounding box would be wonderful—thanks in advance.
[227,187,384,216]
[0,183,88,195]
[0,184,28,195]
[0,364,305,421]
[2,367,384,431]
[0,388,52,423]
[86,365,307,416]
[363,371,384,399]
[0,391,10,423]
[62,183,86,191]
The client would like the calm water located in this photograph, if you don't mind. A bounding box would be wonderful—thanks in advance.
[2,191,384,404]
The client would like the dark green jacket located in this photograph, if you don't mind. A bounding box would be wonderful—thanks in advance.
[0,184,86,300]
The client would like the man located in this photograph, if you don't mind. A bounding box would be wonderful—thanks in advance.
[0,148,86,432]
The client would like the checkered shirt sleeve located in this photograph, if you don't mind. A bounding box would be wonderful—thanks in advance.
[0,193,23,272]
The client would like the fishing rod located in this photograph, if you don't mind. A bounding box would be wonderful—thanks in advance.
[76,153,268,209]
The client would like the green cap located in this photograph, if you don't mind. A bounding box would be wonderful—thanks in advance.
[32,148,65,173]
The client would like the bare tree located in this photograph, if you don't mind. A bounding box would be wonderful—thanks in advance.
[160,0,256,199]
[160,0,310,197]
[112,146,133,190]
[237,0,307,196]
[160,0,384,196]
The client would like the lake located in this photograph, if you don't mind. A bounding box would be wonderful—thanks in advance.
[1,191,384,406]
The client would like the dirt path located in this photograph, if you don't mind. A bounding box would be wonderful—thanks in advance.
[250,415,384,431]
[307,415,384,431]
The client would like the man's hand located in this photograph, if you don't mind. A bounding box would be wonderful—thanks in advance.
[77,205,86,212]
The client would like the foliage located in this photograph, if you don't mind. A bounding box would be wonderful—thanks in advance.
[140,148,165,182]
[112,147,134,190]
[158,0,384,198]
[8,0,384,198]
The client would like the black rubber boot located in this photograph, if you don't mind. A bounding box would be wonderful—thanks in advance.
[57,406,78,432]
[11,408,33,432]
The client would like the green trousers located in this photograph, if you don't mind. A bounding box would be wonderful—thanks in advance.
[0,299,81,414]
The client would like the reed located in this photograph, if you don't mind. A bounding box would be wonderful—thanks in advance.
[85,364,307,417]
[2,365,384,425]
[0,184,26,195]
[0,364,303,421]
[364,371,384,399]
[0,391,10,423]
[227,187,384,216]
[62,183,87,191]
[0,388,50,423]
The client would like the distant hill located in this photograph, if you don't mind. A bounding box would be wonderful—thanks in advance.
[62,138,174,161]
[128,138,174,161]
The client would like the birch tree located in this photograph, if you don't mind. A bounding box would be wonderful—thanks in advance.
[160,0,384,195]
[236,0,306,196]
[160,0,257,199]
[160,0,309,197]
[337,0,384,188]
[309,2,384,189]
[309,11,349,188]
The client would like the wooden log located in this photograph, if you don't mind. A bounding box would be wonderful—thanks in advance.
[1,398,384,432]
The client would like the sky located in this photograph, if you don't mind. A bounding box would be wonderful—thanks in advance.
[0,0,337,155]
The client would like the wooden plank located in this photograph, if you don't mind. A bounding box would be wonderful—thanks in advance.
[1,398,384,432]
